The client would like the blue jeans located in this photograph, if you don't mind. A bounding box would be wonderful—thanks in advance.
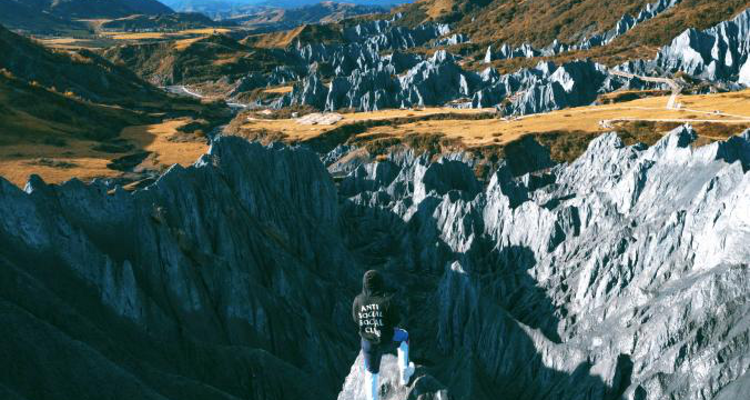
[362,328,408,374]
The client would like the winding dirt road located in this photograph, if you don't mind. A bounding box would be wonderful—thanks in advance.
[609,69,682,109]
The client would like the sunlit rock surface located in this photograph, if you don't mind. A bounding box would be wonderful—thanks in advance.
[1,126,748,400]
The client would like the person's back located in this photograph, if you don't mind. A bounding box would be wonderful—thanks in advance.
[353,271,398,343]
[352,270,415,400]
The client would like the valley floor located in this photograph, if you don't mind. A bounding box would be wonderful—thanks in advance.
[2,89,749,188]
[0,118,208,187]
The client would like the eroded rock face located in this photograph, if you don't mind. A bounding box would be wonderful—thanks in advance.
[0,138,358,400]
[276,6,750,114]
[337,354,450,400]
[654,8,750,82]
[332,126,750,400]
[285,54,652,114]
[1,127,749,400]
[483,0,682,61]
[617,8,750,87]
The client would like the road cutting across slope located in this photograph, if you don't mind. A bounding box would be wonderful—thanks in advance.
[609,69,682,110]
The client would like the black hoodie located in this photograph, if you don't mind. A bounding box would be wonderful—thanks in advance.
[352,270,399,344]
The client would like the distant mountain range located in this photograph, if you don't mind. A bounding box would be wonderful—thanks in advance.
[6,0,172,19]
[228,1,387,29]
[0,0,174,32]
[0,0,412,33]
[0,24,169,140]
[162,0,412,19]
[100,12,226,31]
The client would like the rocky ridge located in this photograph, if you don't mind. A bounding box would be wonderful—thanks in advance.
[271,7,750,114]
[280,52,662,114]
[483,0,683,62]
[264,5,749,114]
[618,8,750,87]
[1,125,749,400]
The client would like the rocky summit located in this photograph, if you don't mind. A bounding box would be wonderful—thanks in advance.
[1,125,748,400]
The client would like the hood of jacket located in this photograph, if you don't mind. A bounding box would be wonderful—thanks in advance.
[363,270,385,296]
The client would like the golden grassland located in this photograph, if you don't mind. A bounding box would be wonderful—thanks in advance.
[425,0,457,19]
[237,107,495,141]
[233,90,750,148]
[75,19,112,31]
[244,25,309,48]
[174,37,205,50]
[34,26,236,50]
[0,119,208,187]
[242,24,345,48]
[2,90,748,187]
[100,28,232,41]
[34,36,116,50]
[120,119,208,169]
[262,86,294,94]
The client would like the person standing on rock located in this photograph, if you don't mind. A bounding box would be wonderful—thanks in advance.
[352,270,415,400]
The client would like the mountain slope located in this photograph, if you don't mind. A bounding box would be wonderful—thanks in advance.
[396,0,749,53]
[103,34,291,86]
[0,0,174,32]
[228,1,386,29]
[100,12,224,31]
[0,25,201,145]
[0,0,84,33]
[0,71,146,143]
[42,0,173,18]
[0,25,166,105]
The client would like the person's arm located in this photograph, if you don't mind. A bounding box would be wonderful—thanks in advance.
[352,297,359,325]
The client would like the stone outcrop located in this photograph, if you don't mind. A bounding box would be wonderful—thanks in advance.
[652,8,750,83]
[277,11,678,114]
[337,354,449,400]
[483,0,683,62]
[2,126,748,400]
[332,126,750,400]
[432,33,469,48]
[261,5,750,113]
[578,0,682,49]
[285,53,654,114]
[0,138,358,400]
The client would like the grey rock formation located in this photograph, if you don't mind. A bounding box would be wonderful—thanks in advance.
[286,50,484,111]
[340,15,450,51]
[229,66,299,98]
[335,125,750,400]
[484,0,682,61]
[279,10,674,115]
[473,60,660,114]
[284,73,328,108]
[653,7,750,83]
[432,33,469,48]
[338,354,450,400]
[503,60,609,115]
[397,51,478,109]
[740,56,750,86]
[484,43,542,63]
[578,0,681,50]
[287,51,656,114]
[0,138,359,400]
[326,67,401,111]
[2,127,749,400]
